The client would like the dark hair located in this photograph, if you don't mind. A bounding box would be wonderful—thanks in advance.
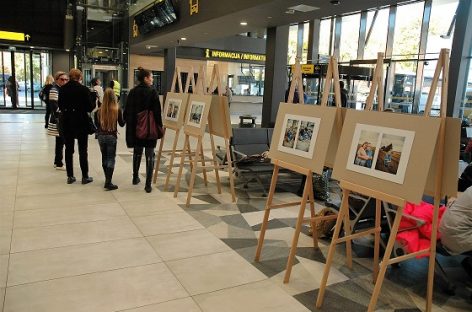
[136,67,151,83]
[340,81,345,89]
[108,80,114,88]
[91,78,99,86]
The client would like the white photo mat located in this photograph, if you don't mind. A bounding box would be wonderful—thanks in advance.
[164,98,182,122]
[277,114,321,159]
[186,101,206,128]
[346,123,415,184]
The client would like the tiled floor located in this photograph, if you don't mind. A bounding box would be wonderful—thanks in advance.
[0,113,471,312]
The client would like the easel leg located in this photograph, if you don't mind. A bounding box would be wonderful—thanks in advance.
[307,175,318,249]
[153,131,166,184]
[316,188,350,308]
[284,173,312,283]
[199,140,208,187]
[186,137,201,207]
[173,135,188,198]
[164,130,180,191]
[225,138,236,202]
[186,138,194,171]
[373,199,381,282]
[344,195,353,269]
[255,165,280,262]
[426,200,441,312]
[209,133,222,194]
[368,204,405,312]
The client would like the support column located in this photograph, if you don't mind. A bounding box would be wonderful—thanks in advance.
[448,0,472,117]
[307,19,321,63]
[333,16,342,60]
[262,25,289,128]
[163,48,176,98]
[296,23,304,59]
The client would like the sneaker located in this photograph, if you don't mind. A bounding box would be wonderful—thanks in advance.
[67,176,76,184]
[82,176,93,184]
[54,164,66,171]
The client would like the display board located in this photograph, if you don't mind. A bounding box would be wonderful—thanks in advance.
[183,94,213,137]
[425,117,460,197]
[333,109,441,204]
[208,94,232,138]
[269,103,338,174]
[162,92,190,129]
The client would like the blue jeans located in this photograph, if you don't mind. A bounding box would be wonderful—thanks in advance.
[98,135,117,169]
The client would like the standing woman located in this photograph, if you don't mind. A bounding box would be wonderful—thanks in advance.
[94,88,125,190]
[124,67,162,193]
[40,75,54,128]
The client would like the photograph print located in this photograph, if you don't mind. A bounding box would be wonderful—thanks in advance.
[346,123,415,184]
[164,98,182,122]
[187,101,205,127]
[278,114,321,159]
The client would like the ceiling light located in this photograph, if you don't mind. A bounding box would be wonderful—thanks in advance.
[287,4,320,12]
[330,0,340,5]
[285,9,295,14]
[146,45,158,49]
[240,21,248,26]
[267,16,272,19]
[180,37,187,40]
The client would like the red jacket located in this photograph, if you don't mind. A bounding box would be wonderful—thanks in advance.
[395,201,446,258]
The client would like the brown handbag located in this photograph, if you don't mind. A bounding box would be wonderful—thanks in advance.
[136,109,161,140]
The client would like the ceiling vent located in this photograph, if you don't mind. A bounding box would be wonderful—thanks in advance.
[287,4,320,13]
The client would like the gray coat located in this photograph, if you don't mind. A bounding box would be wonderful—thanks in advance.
[440,187,472,254]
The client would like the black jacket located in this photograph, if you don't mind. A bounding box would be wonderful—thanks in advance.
[124,83,162,148]
[58,80,95,137]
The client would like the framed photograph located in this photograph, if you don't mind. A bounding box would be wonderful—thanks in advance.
[164,98,182,122]
[187,101,205,127]
[346,124,415,184]
[162,92,189,129]
[183,94,213,136]
[268,103,340,174]
[332,109,442,204]
[277,114,321,159]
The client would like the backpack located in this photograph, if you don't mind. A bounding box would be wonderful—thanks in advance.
[39,85,51,103]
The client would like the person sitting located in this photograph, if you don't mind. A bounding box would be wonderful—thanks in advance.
[440,181,472,279]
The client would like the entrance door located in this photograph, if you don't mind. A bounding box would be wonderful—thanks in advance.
[91,65,121,91]
[0,49,50,109]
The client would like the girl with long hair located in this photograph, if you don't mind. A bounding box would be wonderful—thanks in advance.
[94,88,125,190]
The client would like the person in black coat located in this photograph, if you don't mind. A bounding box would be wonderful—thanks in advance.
[58,68,95,184]
[124,67,162,193]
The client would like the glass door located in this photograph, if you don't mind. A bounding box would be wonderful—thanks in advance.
[0,49,51,109]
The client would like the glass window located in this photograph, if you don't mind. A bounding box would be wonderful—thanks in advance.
[287,25,298,64]
[318,18,332,59]
[461,58,472,120]
[418,59,443,116]
[426,0,458,54]
[387,61,418,113]
[364,8,389,59]
[302,22,309,63]
[392,2,424,58]
[339,14,360,62]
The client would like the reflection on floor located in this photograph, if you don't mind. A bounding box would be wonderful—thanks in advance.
[0,113,470,312]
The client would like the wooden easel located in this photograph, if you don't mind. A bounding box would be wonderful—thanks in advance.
[207,64,237,202]
[315,49,450,312]
[254,57,341,283]
[152,66,200,188]
[173,65,236,207]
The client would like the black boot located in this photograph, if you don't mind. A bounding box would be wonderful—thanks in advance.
[132,150,142,185]
[104,167,118,191]
[144,152,155,193]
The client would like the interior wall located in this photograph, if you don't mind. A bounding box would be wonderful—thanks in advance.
[52,51,72,75]
[129,54,230,90]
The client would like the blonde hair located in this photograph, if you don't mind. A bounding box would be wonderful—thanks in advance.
[99,88,118,132]
[44,75,54,85]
